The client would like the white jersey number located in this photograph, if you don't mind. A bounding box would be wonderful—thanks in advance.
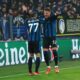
[28,23,39,32]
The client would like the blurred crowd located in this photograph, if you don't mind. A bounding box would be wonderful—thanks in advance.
[0,0,80,18]
[0,0,80,41]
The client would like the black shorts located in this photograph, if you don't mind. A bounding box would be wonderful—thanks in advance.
[43,37,57,49]
[28,41,40,54]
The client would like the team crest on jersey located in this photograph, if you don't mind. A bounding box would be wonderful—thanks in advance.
[59,19,65,34]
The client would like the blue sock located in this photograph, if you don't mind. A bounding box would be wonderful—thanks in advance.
[28,57,33,73]
[53,50,58,66]
[35,57,40,72]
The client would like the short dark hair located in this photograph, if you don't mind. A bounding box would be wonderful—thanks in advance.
[44,7,51,12]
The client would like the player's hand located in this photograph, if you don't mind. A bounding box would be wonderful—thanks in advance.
[55,11,61,16]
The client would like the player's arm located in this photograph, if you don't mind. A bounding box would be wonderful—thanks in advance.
[51,11,61,19]
[40,23,44,38]
[38,16,45,38]
[25,19,30,34]
[38,15,45,24]
[55,11,61,16]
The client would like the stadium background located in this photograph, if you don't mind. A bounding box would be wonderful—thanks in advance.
[0,0,80,80]
[0,0,80,65]
[0,0,80,66]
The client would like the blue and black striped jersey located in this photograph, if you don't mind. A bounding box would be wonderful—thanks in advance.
[43,15,57,37]
[27,18,41,42]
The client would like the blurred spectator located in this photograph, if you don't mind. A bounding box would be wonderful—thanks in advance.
[0,0,79,18]
[1,13,10,40]
[0,0,80,41]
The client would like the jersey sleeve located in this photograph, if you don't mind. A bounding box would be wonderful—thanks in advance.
[39,16,45,24]
[50,15,57,21]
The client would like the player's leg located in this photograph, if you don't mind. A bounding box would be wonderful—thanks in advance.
[52,49,59,73]
[44,49,51,74]
[28,42,34,75]
[52,40,59,73]
[34,42,41,75]
[34,53,41,75]
[44,49,51,67]
[28,54,34,75]
[43,38,51,74]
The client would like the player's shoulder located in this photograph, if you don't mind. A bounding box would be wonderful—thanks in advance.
[28,18,39,23]
[50,15,57,20]
[38,15,45,23]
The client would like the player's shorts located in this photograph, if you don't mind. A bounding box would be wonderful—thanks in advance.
[28,41,40,54]
[43,37,57,49]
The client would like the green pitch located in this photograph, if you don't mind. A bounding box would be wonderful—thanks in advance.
[0,61,80,80]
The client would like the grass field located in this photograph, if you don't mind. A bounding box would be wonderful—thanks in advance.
[0,60,80,80]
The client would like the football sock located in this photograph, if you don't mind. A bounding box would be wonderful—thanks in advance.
[28,57,33,73]
[52,50,58,66]
[44,51,50,66]
[35,57,40,72]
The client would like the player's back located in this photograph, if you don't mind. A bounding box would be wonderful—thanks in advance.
[27,18,41,42]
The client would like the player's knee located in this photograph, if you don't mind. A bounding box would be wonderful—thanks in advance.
[36,53,40,57]
[30,54,34,57]
[52,47,58,50]
[44,48,48,51]
[52,44,58,50]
